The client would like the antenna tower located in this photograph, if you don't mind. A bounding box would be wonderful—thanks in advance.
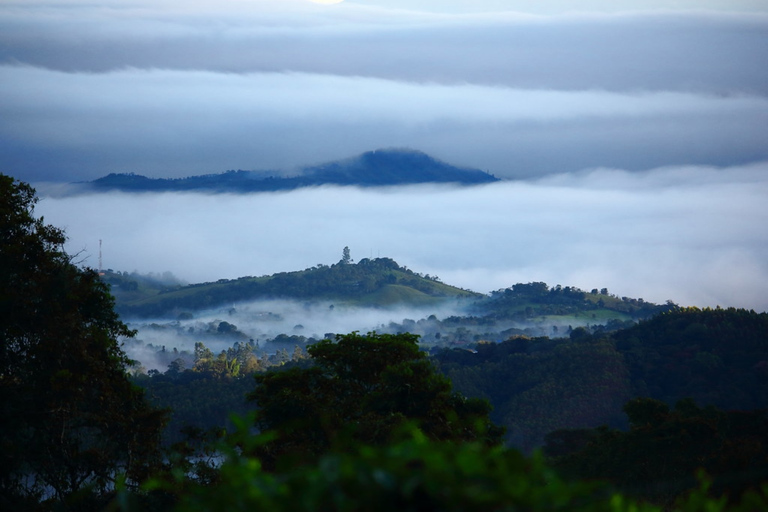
[99,239,103,273]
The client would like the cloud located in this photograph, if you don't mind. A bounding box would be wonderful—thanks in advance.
[2,66,767,181]
[36,162,768,312]
[3,5,767,92]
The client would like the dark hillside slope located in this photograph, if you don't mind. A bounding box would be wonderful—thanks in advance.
[438,307,768,450]
[610,306,768,410]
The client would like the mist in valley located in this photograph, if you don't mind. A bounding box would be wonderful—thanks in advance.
[121,297,477,370]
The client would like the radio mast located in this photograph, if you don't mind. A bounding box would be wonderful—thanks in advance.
[99,239,104,275]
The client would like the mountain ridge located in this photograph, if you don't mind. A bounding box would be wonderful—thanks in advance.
[82,148,499,193]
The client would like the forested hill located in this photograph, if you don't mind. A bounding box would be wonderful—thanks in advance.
[108,257,480,318]
[82,149,499,193]
[106,256,671,329]
[438,306,768,451]
[473,282,672,322]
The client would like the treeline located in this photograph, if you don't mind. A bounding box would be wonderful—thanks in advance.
[476,281,674,320]
[546,397,768,507]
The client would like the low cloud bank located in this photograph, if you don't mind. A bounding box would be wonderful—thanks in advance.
[36,162,768,312]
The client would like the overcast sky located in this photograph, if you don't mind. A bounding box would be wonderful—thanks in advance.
[4,0,768,311]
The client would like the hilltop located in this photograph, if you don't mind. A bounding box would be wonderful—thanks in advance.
[107,257,480,318]
[82,149,499,193]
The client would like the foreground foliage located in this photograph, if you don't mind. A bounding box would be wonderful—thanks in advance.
[139,421,768,512]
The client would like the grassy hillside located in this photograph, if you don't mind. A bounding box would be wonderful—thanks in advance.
[107,257,479,318]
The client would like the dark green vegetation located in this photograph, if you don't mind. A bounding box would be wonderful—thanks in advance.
[0,175,167,509]
[438,306,768,450]
[110,256,478,318]
[129,306,768,509]
[546,398,768,508]
[138,330,767,511]
[439,336,633,451]
[133,339,310,447]
[3,174,767,510]
[148,424,767,512]
[247,332,504,469]
[83,148,499,193]
[477,281,673,324]
[612,306,768,410]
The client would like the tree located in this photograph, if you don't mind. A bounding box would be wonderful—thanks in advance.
[341,245,352,264]
[247,332,504,468]
[0,175,167,508]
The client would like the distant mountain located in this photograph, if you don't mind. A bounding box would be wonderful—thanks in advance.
[83,149,499,193]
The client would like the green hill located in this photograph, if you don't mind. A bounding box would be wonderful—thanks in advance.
[107,257,480,318]
[472,282,672,324]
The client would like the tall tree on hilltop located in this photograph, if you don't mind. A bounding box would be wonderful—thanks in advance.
[341,245,352,264]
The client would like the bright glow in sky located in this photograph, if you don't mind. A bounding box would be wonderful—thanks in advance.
[348,0,768,14]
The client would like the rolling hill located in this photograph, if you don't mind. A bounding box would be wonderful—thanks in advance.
[106,257,670,336]
[107,257,480,318]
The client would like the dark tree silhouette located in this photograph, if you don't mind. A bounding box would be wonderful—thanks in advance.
[0,175,167,508]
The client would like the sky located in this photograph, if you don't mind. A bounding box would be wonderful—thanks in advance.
[3,0,768,312]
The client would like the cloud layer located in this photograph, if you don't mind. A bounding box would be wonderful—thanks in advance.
[37,162,768,312]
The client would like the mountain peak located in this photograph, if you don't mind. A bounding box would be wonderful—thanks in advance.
[82,149,499,193]
[303,148,497,186]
